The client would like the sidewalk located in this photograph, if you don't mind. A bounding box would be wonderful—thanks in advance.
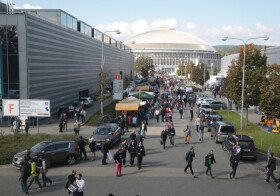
[0,98,113,136]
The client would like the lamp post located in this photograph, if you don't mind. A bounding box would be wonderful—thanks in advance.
[100,30,121,116]
[221,35,269,130]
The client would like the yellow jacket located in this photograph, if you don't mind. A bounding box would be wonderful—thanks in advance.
[30,162,39,176]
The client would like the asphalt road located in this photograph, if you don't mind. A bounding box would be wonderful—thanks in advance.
[1,106,279,196]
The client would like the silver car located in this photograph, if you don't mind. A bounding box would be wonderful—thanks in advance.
[210,121,235,143]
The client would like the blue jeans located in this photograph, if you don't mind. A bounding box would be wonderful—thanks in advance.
[21,179,28,194]
[169,135,174,145]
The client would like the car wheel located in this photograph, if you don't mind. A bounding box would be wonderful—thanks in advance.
[66,155,76,165]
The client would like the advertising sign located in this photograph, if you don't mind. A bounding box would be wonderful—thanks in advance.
[2,99,20,116]
[20,99,50,117]
[113,79,123,93]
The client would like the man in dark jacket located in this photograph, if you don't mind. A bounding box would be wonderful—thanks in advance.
[161,129,168,149]
[130,131,136,141]
[128,140,137,167]
[184,146,196,177]
[205,150,216,178]
[120,140,128,167]
[265,152,278,183]
[101,140,110,165]
[229,153,239,180]
[78,136,88,160]
[19,162,30,195]
[137,143,146,170]
[65,170,76,195]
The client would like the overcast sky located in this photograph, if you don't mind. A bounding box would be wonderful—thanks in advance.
[7,0,280,46]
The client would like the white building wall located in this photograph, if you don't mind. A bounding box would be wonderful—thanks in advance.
[263,46,280,65]
[220,53,239,77]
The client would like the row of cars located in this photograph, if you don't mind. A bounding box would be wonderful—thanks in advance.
[196,94,257,161]
[12,122,123,169]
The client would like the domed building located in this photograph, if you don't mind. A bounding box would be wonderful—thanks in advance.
[124,27,221,73]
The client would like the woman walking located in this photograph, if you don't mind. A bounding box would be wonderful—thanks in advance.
[184,125,191,144]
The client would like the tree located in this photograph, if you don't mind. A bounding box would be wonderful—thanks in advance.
[135,56,154,78]
[221,44,267,125]
[259,64,280,118]
[176,64,186,76]
[191,63,210,86]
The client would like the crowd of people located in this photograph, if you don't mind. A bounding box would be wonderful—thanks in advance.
[18,76,280,195]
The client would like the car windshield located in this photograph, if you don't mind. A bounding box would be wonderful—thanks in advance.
[31,143,48,153]
[238,140,254,148]
[95,127,111,135]
[220,126,235,133]
[201,105,210,108]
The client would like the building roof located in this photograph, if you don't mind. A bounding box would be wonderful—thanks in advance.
[124,27,216,52]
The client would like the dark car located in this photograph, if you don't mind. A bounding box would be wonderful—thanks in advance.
[211,121,235,143]
[12,140,80,168]
[57,106,76,118]
[90,123,121,149]
[222,134,257,161]
[210,101,227,110]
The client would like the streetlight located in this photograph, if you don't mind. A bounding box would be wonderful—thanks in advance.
[221,35,269,130]
[100,30,121,116]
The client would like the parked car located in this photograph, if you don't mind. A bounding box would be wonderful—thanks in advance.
[90,123,121,149]
[12,140,80,168]
[80,97,93,108]
[222,134,257,160]
[210,101,227,110]
[211,121,235,143]
[201,98,216,105]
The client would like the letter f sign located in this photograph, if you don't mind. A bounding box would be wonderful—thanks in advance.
[9,104,14,114]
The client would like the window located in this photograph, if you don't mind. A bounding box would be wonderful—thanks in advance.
[60,12,67,26]
[44,145,55,152]
[73,18,77,30]
[221,126,235,133]
[67,15,73,28]
[55,143,69,150]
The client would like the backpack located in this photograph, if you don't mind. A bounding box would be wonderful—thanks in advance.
[185,151,190,161]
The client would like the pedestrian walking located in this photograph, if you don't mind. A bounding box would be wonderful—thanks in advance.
[101,140,110,165]
[130,131,137,142]
[89,138,96,161]
[27,159,42,191]
[73,173,85,196]
[65,170,76,195]
[183,125,191,144]
[59,114,64,133]
[155,108,160,123]
[120,140,128,167]
[78,136,88,160]
[19,162,30,196]
[229,153,239,180]
[179,105,183,119]
[167,120,175,146]
[195,117,200,132]
[38,154,52,187]
[265,152,278,183]
[128,140,137,167]
[139,122,147,138]
[24,119,29,134]
[184,146,196,178]
[74,121,81,135]
[80,109,86,125]
[199,124,204,141]
[161,129,168,149]
[190,107,194,121]
[205,150,216,178]
[114,148,123,177]
[137,142,146,170]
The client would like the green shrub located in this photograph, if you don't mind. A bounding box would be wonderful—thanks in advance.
[217,110,280,157]
[0,134,79,165]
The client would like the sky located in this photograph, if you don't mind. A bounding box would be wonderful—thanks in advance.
[5,0,280,45]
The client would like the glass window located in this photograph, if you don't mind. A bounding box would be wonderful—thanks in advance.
[55,143,69,150]
[80,23,85,34]
[73,18,77,30]
[60,12,67,26]
[44,144,55,152]
[67,15,73,28]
